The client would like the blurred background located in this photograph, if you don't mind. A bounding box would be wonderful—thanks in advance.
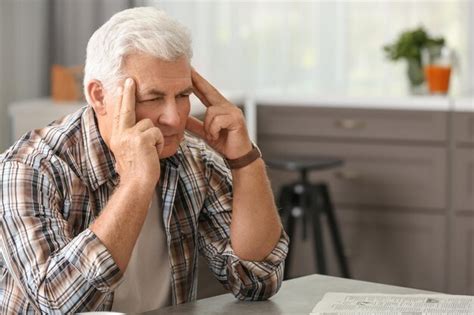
[0,0,473,298]
[0,0,472,150]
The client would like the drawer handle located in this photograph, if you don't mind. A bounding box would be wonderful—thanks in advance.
[334,119,366,130]
[335,170,361,180]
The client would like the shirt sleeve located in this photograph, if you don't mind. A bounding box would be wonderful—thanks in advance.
[0,161,122,314]
[196,147,289,301]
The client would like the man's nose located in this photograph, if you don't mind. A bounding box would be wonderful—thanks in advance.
[158,100,180,128]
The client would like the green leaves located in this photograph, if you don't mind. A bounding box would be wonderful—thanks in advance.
[383,26,445,65]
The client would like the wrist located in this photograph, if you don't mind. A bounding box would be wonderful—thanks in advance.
[224,142,253,160]
[230,156,265,173]
[119,175,157,196]
[226,143,262,169]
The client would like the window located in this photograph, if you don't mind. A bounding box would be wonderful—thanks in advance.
[146,0,472,96]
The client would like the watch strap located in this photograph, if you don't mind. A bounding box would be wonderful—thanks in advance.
[226,144,262,169]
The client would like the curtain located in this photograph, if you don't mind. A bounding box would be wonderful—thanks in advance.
[153,0,472,97]
[0,0,49,150]
[0,0,132,151]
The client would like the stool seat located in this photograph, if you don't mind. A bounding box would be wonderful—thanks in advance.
[266,156,343,172]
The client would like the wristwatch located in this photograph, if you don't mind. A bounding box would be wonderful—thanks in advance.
[226,143,262,169]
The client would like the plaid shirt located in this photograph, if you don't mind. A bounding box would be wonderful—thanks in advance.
[0,106,289,314]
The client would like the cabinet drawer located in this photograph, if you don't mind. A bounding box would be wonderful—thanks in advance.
[334,208,445,291]
[449,214,474,294]
[453,112,474,144]
[261,138,447,209]
[453,148,474,211]
[287,207,445,291]
[257,106,447,142]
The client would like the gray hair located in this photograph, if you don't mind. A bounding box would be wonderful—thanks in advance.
[83,7,193,103]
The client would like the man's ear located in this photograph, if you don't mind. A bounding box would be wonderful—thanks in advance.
[87,80,107,116]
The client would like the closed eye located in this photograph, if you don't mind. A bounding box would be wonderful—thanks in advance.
[138,93,190,103]
[139,96,164,103]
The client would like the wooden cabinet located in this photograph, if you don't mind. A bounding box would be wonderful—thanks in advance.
[258,106,447,142]
[286,206,446,292]
[448,111,474,294]
[332,208,446,292]
[452,112,474,212]
[258,105,451,292]
[453,111,474,144]
[261,139,446,210]
[449,215,474,294]
[453,147,474,212]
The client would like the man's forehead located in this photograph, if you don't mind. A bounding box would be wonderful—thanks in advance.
[136,73,192,91]
[123,53,190,73]
[120,53,192,98]
[126,69,191,84]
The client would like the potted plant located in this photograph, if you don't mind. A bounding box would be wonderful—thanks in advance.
[383,27,444,94]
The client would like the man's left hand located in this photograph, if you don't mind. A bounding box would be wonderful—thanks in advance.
[185,69,253,160]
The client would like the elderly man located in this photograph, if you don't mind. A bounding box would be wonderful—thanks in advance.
[0,7,288,314]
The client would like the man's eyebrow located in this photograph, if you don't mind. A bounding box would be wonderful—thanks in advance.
[178,87,194,95]
[137,86,194,99]
[137,88,166,98]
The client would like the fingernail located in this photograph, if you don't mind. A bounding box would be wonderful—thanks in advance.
[126,78,133,86]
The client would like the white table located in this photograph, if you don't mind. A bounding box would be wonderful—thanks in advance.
[8,98,86,144]
[143,274,433,315]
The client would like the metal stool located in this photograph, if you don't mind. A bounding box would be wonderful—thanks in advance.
[267,156,351,279]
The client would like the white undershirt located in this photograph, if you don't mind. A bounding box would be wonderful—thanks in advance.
[111,190,171,313]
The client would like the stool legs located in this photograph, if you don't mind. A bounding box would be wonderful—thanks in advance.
[278,181,351,279]
[278,185,296,280]
[310,184,327,275]
[317,184,351,278]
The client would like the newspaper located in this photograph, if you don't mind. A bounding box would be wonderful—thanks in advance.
[311,292,474,315]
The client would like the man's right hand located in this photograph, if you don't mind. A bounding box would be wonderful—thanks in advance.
[109,78,164,188]
[91,78,163,272]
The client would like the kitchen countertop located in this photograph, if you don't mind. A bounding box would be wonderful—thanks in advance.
[252,93,474,112]
[7,93,473,145]
[452,97,474,112]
